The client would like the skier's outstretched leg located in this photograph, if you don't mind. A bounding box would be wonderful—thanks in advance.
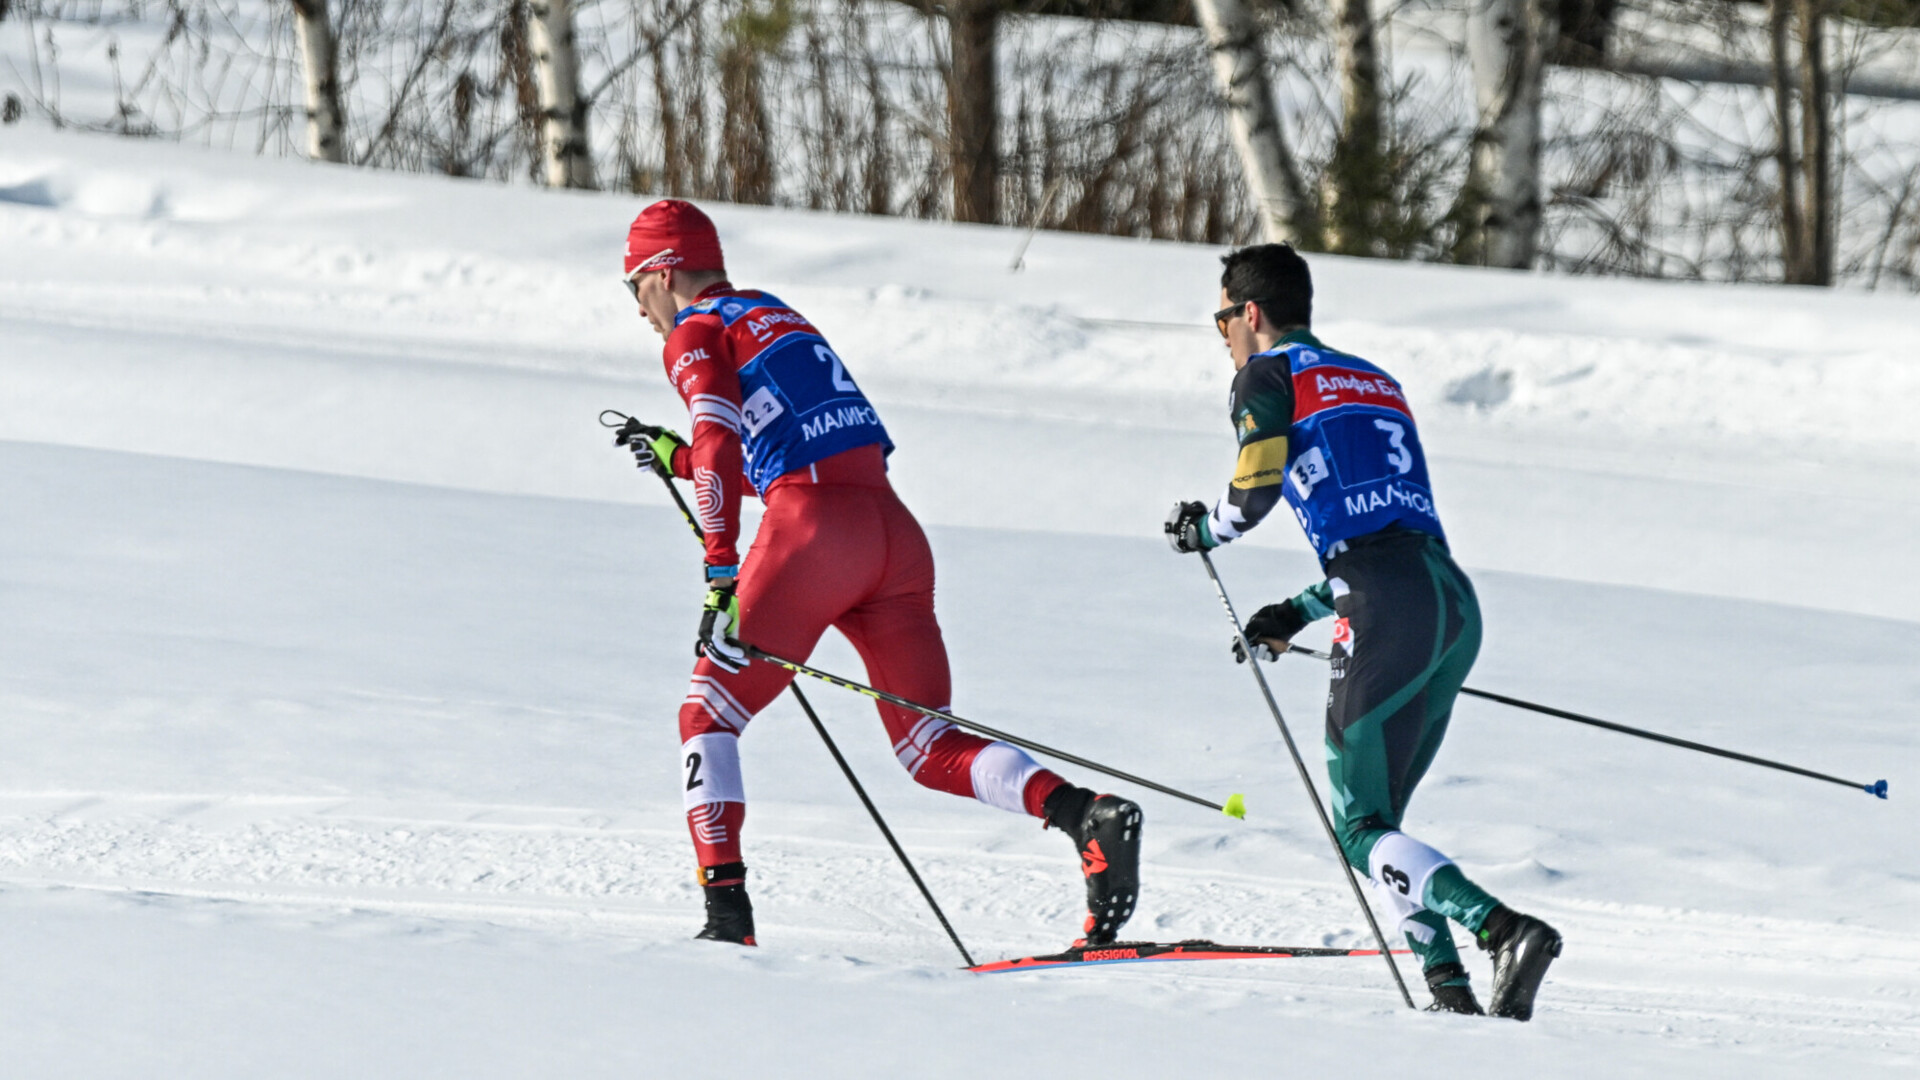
[1352,829,1489,1014]
[834,484,1142,946]
[1325,534,1559,1016]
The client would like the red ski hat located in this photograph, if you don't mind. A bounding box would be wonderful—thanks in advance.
[624,199,725,278]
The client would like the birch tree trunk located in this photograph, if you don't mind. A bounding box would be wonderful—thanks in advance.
[947,0,998,224]
[1192,0,1315,245]
[1325,0,1385,255]
[290,0,346,163]
[1462,0,1553,268]
[1768,0,1807,281]
[529,0,595,190]
[1795,0,1834,286]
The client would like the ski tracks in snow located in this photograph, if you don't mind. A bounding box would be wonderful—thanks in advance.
[0,791,1913,1064]
[0,792,1349,954]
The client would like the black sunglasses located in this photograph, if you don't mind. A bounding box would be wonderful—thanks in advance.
[1213,301,1247,338]
[1213,298,1280,338]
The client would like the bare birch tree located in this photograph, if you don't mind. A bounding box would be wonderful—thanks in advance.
[1325,0,1386,254]
[1192,0,1316,245]
[290,0,347,163]
[529,0,595,189]
[1461,0,1553,268]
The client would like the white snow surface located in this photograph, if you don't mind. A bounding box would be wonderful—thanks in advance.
[2,128,1917,1076]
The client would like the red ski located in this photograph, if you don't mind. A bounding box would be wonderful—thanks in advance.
[969,939,1411,973]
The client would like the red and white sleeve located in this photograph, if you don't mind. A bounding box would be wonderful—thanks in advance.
[661,316,746,571]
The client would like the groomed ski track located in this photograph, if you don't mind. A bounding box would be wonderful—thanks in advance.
[2,788,1913,1070]
[2,127,1917,1076]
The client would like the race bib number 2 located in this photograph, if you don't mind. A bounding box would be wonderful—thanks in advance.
[740,386,785,436]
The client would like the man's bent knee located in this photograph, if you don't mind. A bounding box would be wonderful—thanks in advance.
[1337,813,1392,871]
[681,672,755,739]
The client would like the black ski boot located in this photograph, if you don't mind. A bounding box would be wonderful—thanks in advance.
[1423,962,1484,1015]
[1043,786,1143,946]
[694,862,756,946]
[1478,906,1561,1020]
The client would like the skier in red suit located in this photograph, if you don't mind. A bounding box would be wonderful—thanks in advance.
[613,199,1143,947]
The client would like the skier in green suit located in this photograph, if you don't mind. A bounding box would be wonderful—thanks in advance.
[1166,243,1562,1019]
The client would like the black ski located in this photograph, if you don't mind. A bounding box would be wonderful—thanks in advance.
[970,939,1409,973]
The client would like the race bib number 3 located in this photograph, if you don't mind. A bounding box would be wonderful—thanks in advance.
[1290,445,1331,497]
[740,386,785,436]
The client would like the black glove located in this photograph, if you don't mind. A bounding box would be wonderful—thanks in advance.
[1232,602,1307,664]
[613,417,688,478]
[1164,500,1215,554]
[697,580,748,674]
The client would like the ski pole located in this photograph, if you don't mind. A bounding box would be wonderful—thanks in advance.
[601,409,977,960]
[741,645,1247,819]
[599,410,704,541]
[787,672,976,966]
[1278,644,1888,800]
[1198,551,1417,1011]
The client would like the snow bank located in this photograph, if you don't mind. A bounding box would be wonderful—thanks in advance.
[5,125,1920,618]
[2,127,1917,1076]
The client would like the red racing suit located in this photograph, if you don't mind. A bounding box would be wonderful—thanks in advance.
[657,285,1066,870]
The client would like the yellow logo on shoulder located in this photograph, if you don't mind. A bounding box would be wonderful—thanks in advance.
[1231,436,1289,490]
